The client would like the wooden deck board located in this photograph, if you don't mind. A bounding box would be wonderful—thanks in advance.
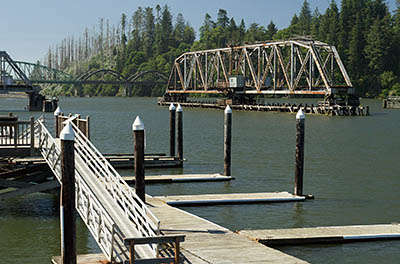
[123,173,233,184]
[147,196,308,264]
[239,224,400,245]
[51,253,108,264]
[154,192,305,206]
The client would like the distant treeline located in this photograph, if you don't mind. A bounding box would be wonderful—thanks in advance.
[43,0,400,98]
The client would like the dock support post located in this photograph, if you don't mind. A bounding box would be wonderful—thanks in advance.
[133,116,145,202]
[169,103,176,156]
[60,121,76,264]
[30,117,35,156]
[54,106,61,138]
[224,105,232,176]
[85,116,90,140]
[295,109,305,196]
[177,104,183,167]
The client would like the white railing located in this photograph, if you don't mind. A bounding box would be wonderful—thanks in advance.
[68,121,161,253]
[35,118,161,262]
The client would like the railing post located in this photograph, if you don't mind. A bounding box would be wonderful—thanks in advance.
[176,104,183,167]
[54,106,61,138]
[60,121,77,264]
[294,109,305,196]
[224,105,232,176]
[86,116,90,140]
[30,117,35,156]
[169,103,176,156]
[133,116,145,202]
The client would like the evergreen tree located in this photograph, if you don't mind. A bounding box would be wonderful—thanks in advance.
[266,21,278,40]
[143,8,155,58]
[217,9,229,28]
[298,0,312,34]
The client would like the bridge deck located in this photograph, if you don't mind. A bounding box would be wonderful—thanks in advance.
[147,196,307,263]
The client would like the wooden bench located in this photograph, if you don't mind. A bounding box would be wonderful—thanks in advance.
[124,235,185,264]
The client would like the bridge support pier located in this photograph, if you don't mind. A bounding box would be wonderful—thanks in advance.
[27,92,45,111]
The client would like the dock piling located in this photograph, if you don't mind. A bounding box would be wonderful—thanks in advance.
[30,117,35,156]
[224,105,232,176]
[54,106,61,138]
[133,116,145,202]
[176,104,183,167]
[60,121,77,264]
[295,109,305,196]
[169,103,176,157]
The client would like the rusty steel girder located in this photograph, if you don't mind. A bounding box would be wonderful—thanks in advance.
[166,39,353,96]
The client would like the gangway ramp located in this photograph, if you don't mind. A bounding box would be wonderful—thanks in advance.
[35,117,168,262]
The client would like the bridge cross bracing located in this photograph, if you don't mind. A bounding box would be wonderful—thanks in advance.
[34,116,161,262]
[166,39,353,96]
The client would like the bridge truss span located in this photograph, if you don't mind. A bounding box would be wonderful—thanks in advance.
[166,39,353,96]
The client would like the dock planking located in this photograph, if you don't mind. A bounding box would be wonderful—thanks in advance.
[238,223,400,246]
[155,191,305,206]
[146,196,308,263]
[52,253,108,264]
[10,154,181,168]
[122,173,234,184]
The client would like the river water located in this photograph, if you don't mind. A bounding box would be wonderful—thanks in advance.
[0,96,399,263]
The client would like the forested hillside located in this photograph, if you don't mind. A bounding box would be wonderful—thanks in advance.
[44,0,400,98]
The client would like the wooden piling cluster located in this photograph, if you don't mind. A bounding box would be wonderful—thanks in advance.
[54,111,90,139]
[158,99,369,116]
[383,96,400,109]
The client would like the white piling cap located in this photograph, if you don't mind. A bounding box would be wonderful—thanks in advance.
[296,108,305,119]
[54,106,61,116]
[176,104,183,112]
[224,105,232,114]
[132,116,145,131]
[60,121,75,141]
[169,103,176,111]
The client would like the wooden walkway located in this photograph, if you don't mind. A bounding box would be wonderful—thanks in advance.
[239,224,400,246]
[10,154,181,168]
[147,196,308,263]
[123,173,233,184]
[155,192,305,206]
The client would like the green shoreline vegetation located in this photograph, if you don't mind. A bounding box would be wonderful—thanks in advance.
[42,0,400,98]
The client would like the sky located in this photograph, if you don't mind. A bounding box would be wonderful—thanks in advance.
[0,0,397,63]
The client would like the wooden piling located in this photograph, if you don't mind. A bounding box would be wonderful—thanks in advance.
[54,107,61,138]
[133,116,145,202]
[85,116,90,139]
[224,105,232,176]
[60,121,76,264]
[295,109,305,196]
[176,104,183,166]
[169,103,176,157]
[30,117,35,156]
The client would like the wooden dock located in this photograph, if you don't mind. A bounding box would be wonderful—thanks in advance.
[123,173,234,184]
[10,154,181,169]
[146,196,308,263]
[52,253,107,264]
[155,192,305,206]
[238,223,400,246]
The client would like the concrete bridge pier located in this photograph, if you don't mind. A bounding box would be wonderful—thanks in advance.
[27,91,45,111]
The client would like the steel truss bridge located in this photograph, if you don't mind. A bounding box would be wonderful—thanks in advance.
[166,39,354,98]
[0,51,168,94]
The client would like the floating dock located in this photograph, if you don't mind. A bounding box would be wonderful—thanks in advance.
[238,223,400,246]
[155,191,305,206]
[147,196,308,263]
[123,173,234,184]
[10,154,181,169]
